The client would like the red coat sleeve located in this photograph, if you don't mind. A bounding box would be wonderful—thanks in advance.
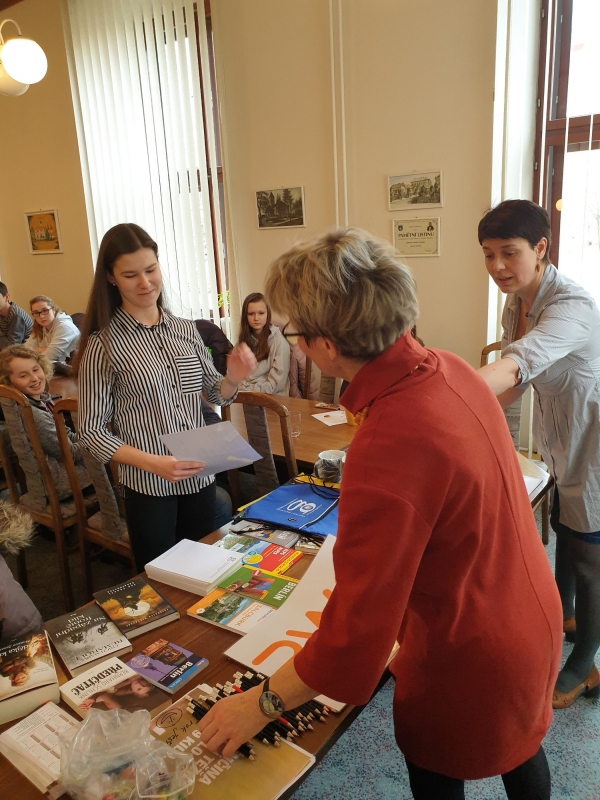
[294,485,432,706]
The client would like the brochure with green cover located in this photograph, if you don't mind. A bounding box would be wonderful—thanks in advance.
[217,566,298,608]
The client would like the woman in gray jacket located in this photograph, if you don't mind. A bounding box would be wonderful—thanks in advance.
[477,199,600,710]
[238,293,290,395]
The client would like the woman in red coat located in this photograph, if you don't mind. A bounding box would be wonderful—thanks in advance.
[197,229,562,799]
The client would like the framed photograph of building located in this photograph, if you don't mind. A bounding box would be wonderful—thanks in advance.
[25,209,63,254]
[256,186,305,229]
[393,217,440,257]
[388,170,442,211]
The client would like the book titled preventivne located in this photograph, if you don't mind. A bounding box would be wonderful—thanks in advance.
[126,639,208,694]
[93,576,180,639]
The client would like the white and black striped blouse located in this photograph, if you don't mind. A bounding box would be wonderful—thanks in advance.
[78,306,233,497]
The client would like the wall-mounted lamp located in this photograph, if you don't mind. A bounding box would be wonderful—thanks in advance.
[0,19,47,97]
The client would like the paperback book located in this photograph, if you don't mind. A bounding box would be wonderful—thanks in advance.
[60,656,170,719]
[94,576,180,639]
[228,522,300,548]
[126,639,208,694]
[45,604,132,676]
[218,566,298,608]
[213,535,302,574]
[151,686,315,800]
[0,701,79,794]
[0,632,60,724]
[145,539,244,596]
[188,589,275,635]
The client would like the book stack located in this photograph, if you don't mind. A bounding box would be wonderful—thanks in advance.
[93,576,180,639]
[0,632,60,724]
[45,605,132,676]
[0,702,78,794]
[60,656,170,719]
[213,534,303,574]
[145,538,244,596]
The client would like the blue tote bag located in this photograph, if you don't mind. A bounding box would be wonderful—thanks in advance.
[244,483,339,537]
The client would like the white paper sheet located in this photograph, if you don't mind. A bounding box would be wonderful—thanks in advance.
[311,409,348,426]
[523,473,545,498]
[160,420,261,475]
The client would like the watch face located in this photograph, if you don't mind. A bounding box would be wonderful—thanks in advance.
[261,690,284,718]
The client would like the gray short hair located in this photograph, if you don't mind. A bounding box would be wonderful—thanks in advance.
[265,228,418,360]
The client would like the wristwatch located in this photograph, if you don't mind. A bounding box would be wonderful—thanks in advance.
[258,677,285,719]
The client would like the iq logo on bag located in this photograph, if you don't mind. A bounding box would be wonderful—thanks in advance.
[277,498,318,516]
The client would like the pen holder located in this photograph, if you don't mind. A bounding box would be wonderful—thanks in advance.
[314,449,345,483]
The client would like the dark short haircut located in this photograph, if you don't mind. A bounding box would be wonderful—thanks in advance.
[0,283,8,297]
[478,199,552,264]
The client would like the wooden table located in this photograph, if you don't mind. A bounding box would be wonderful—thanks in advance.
[0,529,372,800]
[228,397,357,468]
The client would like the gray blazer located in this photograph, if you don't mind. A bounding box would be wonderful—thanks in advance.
[502,264,600,533]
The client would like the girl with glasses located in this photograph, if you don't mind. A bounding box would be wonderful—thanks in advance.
[26,295,80,363]
[238,292,290,395]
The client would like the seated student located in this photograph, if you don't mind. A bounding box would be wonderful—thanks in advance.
[0,345,89,497]
[238,293,290,395]
[26,296,80,363]
[0,502,43,645]
[0,284,33,349]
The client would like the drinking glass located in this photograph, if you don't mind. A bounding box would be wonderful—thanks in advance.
[290,412,301,437]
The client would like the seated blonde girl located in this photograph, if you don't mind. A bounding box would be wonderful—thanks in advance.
[0,345,89,496]
[238,293,290,395]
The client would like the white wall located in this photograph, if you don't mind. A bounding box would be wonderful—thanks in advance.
[213,0,499,366]
[0,0,93,313]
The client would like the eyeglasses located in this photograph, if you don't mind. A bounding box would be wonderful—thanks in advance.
[32,308,52,318]
[281,322,308,346]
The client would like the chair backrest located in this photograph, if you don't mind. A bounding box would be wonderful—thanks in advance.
[194,319,233,376]
[480,341,501,367]
[0,386,64,517]
[222,392,298,504]
[70,313,85,331]
[53,399,128,543]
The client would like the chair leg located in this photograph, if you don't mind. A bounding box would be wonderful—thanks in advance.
[541,494,550,546]
[55,522,75,611]
[78,525,94,602]
[16,550,27,589]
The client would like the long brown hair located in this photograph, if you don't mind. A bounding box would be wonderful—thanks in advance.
[74,223,165,372]
[29,295,61,340]
[239,293,271,362]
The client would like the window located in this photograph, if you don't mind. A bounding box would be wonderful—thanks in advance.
[534,0,600,300]
[65,0,228,327]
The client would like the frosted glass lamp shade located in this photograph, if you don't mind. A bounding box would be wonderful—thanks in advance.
[0,59,28,96]
[1,37,47,84]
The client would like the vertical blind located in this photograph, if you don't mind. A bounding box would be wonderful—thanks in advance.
[65,0,227,322]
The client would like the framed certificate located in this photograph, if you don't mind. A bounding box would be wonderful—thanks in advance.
[392,217,440,257]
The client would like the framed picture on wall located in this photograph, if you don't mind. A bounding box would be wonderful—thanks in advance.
[388,170,442,211]
[393,217,440,257]
[24,209,63,254]
[256,186,305,229]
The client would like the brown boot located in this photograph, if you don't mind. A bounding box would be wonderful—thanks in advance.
[552,665,600,709]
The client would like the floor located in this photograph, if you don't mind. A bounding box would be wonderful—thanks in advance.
[4,508,599,799]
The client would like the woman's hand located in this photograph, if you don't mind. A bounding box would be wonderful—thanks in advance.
[196,687,267,758]
[149,455,205,482]
[226,343,257,385]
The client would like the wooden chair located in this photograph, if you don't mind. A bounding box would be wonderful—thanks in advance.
[0,386,99,611]
[53,398,135,601]
[480,342,551,545]
[303,357,313,399]
[0,424,28,587]
[221,392,298,507]
[480,341,501,368]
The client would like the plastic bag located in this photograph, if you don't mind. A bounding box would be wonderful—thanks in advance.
[58,708,195,800]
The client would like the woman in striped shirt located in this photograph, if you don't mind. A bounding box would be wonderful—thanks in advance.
[76,223,256,571]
